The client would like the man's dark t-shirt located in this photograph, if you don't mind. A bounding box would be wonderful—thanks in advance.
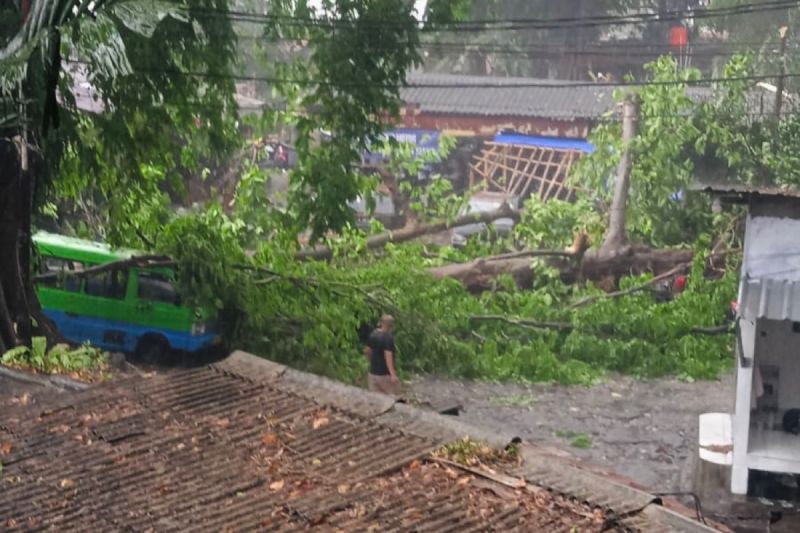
[367,329,395,376]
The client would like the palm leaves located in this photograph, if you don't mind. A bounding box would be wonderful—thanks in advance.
[1,0,108,63]
[0,0,191,130]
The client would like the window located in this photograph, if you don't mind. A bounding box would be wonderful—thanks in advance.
[85,269,128,300]
[39,257,85,292]
[138,272,179,305]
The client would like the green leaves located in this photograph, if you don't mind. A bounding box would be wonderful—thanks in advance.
[110,1,187,38]
[2,339,106,374]
[264,0,465,240]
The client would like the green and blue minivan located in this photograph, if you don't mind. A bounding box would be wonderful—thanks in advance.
[33,232,222,359]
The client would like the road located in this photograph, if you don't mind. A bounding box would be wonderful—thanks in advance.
[407,372,735,493]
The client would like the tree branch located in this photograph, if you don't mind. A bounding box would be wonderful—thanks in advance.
[568,261,690,309]
[469,314,733,338]
[32,255,174,283]
[469,315,574,331]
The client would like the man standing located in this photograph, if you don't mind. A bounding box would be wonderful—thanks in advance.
[365,315,399,395]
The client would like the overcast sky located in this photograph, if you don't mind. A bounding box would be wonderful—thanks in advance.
[306,0,429,21]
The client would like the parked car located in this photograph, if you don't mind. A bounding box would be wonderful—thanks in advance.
[450,191,522,248]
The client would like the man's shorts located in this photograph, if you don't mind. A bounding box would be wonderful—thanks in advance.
[368,373,399,396]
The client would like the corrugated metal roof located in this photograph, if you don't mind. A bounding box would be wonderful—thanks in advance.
[0,351,717,531]
[739,278,800,322]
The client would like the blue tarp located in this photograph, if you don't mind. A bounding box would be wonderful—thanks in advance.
[493,134,595,154]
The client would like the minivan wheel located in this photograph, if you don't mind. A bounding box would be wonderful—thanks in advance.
[135,336,170,365]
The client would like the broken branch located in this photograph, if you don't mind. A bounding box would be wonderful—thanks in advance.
[428,456,526,489]
[568,261,690,309]
[33,255,174,283]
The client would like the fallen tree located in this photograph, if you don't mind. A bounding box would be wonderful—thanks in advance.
[468,314,732,337]
[295,203,520,261]
[429,245,695,293]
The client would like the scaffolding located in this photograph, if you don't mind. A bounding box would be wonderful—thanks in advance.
[468,142,583,202]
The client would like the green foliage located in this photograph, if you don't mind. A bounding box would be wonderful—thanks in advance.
[763,114,800,187]
[2,339,106,374]
[514,196,605,250]
[264,0,468,239]
[390,135,465,223]
[574,56,713,246]
[149,199,736,387]
[3,0,241,242]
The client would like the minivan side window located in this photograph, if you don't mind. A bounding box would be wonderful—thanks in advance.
[138,271,179,305]
[85,269,128,300]
[39,257,85,292]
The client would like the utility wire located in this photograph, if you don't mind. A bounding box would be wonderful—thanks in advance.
[188,0,800,32]
[93,64,800,89]
[226,34,797,59]
[65,98,800,120]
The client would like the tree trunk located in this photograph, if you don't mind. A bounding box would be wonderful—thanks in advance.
[602,93,639,251]
[296,203,520,260]
[0,131,26,352]
[0,128,57,353]
[429,246,695,293]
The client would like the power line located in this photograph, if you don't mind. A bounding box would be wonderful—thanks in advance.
[231,26,791,50]
[417,44,790,59]
[87,101,800,119]
[230,34,795,59]
[111,64,800,89]
[189,0,800,32]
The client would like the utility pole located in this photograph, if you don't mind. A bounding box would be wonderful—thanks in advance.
[775,26,789,119]
[603,92,639,251]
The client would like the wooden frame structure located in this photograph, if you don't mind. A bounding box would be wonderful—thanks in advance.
[469,142,583,202]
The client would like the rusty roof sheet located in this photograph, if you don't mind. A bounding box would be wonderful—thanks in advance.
[0,351,716,532]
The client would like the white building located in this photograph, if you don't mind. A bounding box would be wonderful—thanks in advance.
[697,182,800,495]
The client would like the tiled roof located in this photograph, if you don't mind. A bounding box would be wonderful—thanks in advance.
[402,71,791,121]
[402,72,617,120]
